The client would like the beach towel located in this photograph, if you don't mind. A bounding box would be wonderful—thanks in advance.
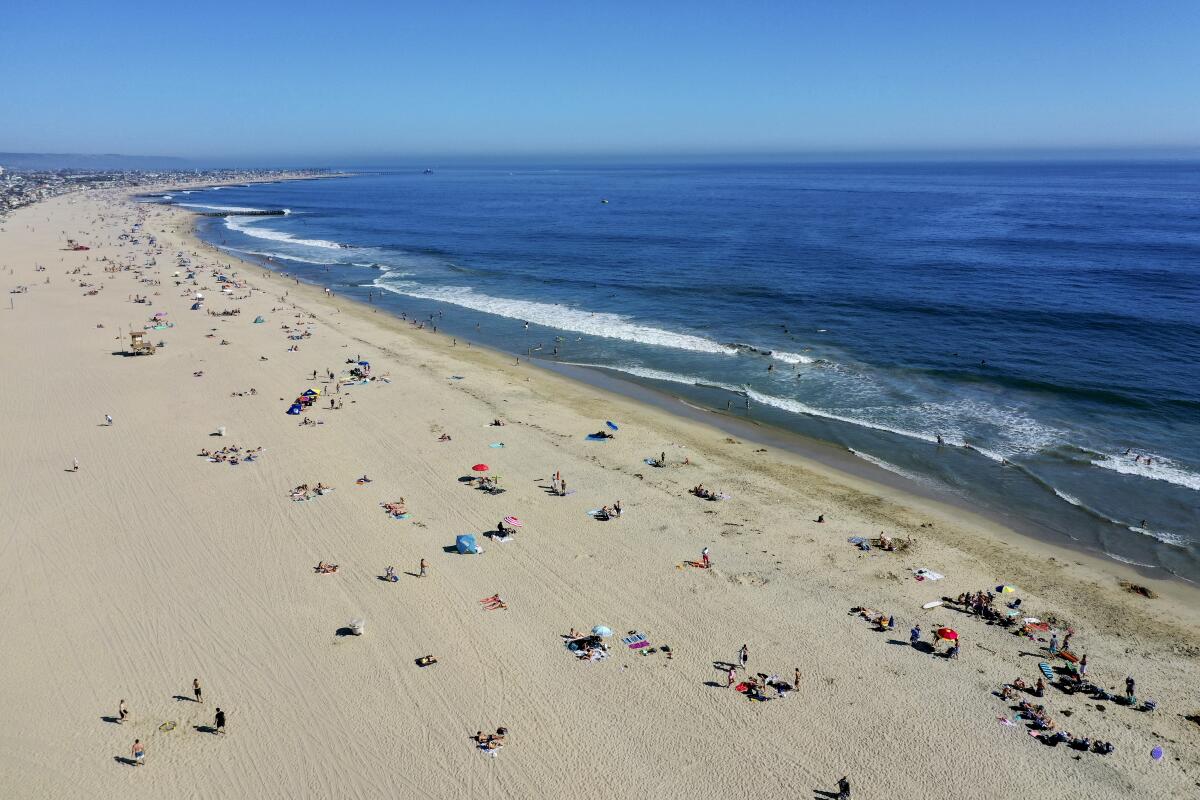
[629,641,650,649]
[449,376,464,380]
[585,434,611,441]
[913,568,944,581]
[622,634,647,646]
[390,513,411,520]
[489,443,505,448]
[1038,662,1055,681]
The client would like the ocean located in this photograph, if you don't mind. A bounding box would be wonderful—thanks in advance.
[159,163,1200,581]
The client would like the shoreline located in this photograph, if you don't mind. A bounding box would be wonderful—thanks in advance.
[178,201,1200,615]
[187,198,1193,591]
[2,187,1197,798]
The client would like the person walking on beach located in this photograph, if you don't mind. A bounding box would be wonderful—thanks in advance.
[214,707,226,734]
[701,547,710,569]
[727,666,737,687]
[105,414,113,426]
[738,644,748,668]
[193,678,203,703]
[131,739,145,766]
[1125,676,1136,703]
[1048,633,1058,655]
[118,699,128,724]
[910,624,921,647]
[419,558,428,578]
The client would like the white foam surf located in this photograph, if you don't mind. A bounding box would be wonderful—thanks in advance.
[848,449,930,485]
[221,246,332,266]
[1091,452,1200,492]
[181,203,269,213]
[224,215,346,250]
[770,350,816,365]
[1128,526,1190,548]
[373,280,738,355]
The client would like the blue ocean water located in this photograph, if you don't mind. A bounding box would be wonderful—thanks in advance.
[166,164,1200,580]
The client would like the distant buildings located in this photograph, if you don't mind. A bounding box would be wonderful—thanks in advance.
[0,167,332,219]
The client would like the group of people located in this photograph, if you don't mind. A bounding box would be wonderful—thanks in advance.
[472,727,508,754]
[122,679,227,767]
[381,499,408,518]
[595,501,622,520]
[475,476,503,494]
[289,482,331,501]
[689,484,726,501]
[199,444,262,465]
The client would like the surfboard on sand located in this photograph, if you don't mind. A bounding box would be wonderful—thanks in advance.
[922,600,944,609]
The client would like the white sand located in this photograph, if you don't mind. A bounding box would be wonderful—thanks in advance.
[1,188,1198,799]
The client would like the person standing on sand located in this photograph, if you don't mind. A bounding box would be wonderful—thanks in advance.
[215,707,226,734]
[910,624,921,647]
[727,667,737,687]
[794,668,801,690]
[1048,633,1058,655]
[193,678,203,703]
[419,558,428,578]
[118,699,128,723]
[105,414,113,426]
[132,739,145,766]
[701,547,710,569]
[72,457,79,472]
[837,775,851,799]
[738,644,748,668]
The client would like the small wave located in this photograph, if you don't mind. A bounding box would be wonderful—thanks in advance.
[181,203,270,213]
[848,449,930,485]
[221,246,332,266]
[1053,488,1083,507]
[728,343,817,365]
[224,215,346,250]
[373,280,738,355]
[564,363,745,394]
[770,350,816,365]
[1129,526,1190,548]
[1091,452,1200,492]
[161,194,173,200]
[1107,553,1158,568]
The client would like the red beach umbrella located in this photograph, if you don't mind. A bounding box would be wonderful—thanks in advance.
[472,464,489,472]
[936,628,958,641]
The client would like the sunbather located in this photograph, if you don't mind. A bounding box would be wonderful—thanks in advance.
[315,561,338,574]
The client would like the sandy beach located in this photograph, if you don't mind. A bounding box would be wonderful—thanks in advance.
[1,186,1198,799]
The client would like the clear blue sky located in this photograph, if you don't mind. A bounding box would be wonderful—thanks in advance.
[2,1,1198,162]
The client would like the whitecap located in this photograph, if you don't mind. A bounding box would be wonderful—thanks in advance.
[848,449,931,485]
[373,280,738,355]
[224,215,346,250]
[1091,452,1200,492]
[770,350,816,365]
[181,203,269,213]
